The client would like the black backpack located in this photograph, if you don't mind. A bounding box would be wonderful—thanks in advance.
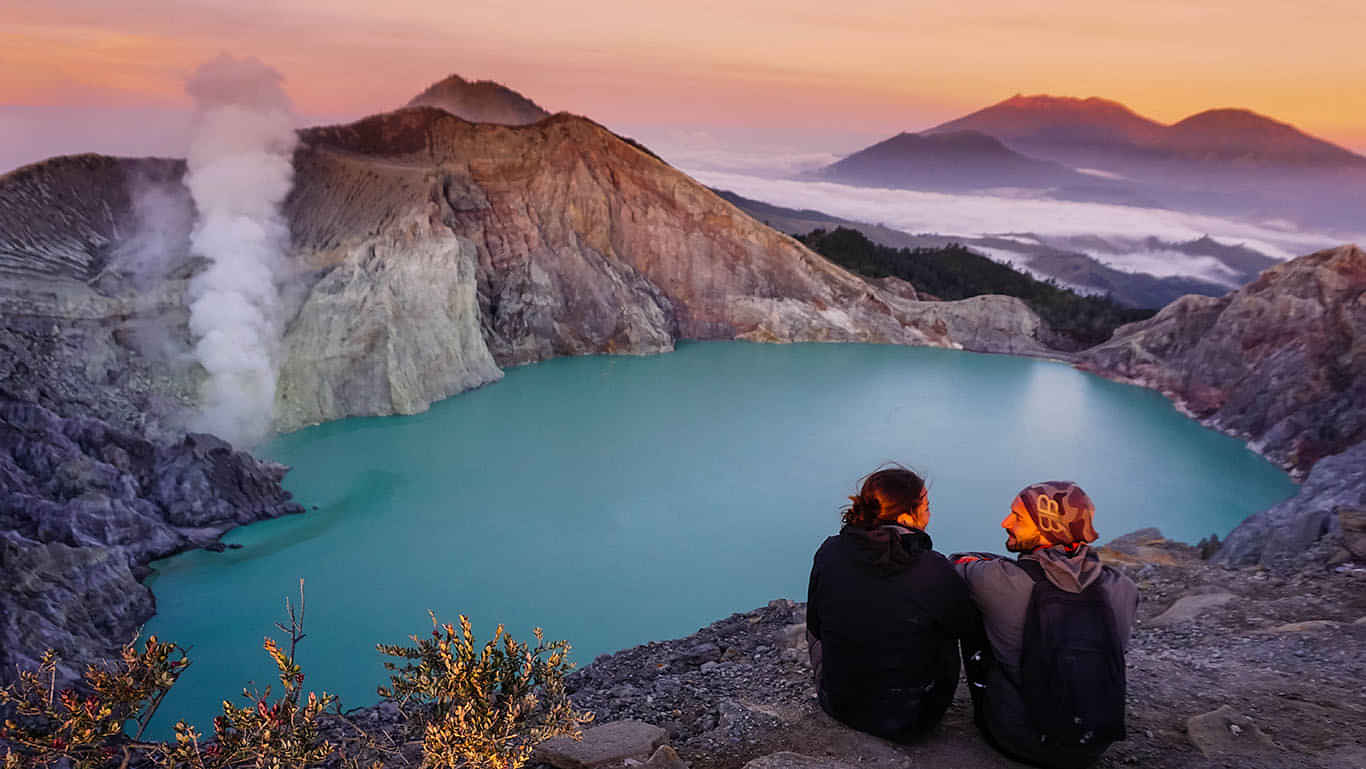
[1016,558,1127,746]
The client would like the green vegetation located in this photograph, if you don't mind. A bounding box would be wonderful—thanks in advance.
[378,615,589,769]
[1,584,589,769]
[797,227,1156,348]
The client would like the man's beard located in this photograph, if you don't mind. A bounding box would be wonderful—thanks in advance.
[1006,530,1044,552]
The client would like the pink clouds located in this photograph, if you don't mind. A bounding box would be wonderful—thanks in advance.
[2,0,1363,169]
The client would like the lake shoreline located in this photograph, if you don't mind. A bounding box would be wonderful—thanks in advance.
[138,341,1298,735]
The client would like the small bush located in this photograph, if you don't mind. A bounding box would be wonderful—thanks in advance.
[0,639,187,769]
[377,614,593,769]
[1,583,335,769]
[1,588,589,769]
[160,587,336,769]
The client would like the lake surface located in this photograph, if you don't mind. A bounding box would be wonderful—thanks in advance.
[143,341,1296,736]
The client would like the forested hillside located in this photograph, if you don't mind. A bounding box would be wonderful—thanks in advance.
[798,227,1156,348]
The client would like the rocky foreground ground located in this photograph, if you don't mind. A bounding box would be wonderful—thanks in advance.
[502,530,1366,769]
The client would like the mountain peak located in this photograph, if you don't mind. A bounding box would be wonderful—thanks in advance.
[926,94,1166,146]
[928,95,1366,172]
[818,128,1080,191]
[1000,93,1140,114]
[1172,107,1293,132]
[406,73,550,126]
[1162,108,1364,164]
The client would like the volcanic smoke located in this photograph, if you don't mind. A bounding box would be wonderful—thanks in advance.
[183,54,296,447]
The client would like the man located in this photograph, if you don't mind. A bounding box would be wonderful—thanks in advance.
[953,481,1138,769]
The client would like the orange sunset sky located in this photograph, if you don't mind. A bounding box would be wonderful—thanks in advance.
[3,0,1365,163]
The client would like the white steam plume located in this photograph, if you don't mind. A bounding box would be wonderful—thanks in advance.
[184,54,297,447]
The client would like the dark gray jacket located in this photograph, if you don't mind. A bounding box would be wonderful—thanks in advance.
[954,546,1138,768]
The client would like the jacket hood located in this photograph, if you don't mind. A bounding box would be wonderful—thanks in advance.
[1024,544,1103,593]
[840,524,933,576]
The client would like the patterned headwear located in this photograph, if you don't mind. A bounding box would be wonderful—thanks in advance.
[1011,481,1098,547]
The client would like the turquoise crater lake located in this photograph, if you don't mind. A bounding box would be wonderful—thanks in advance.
[143,342,1295,736]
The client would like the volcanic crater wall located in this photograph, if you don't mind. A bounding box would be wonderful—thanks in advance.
[1,108,1063,439]
[273,108,1060,430]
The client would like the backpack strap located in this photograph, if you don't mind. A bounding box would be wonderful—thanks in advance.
[987,558,1049,692]
[1015,555,1128,745]
[1015,557,1048,584]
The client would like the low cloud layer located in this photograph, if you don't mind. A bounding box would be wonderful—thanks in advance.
[689,169,1359,278]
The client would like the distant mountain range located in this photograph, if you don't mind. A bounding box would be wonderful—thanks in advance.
[406,74,551,125]
[925,94,1366,172]
[819,94,1366,232]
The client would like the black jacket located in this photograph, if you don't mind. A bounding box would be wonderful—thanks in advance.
[807,525,980,741]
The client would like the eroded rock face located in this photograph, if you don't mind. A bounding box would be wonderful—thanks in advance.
[0,399,304,685]
[0,155,199,439]
[275,207,502,431]
[1078,245,1366,565]
[0,531,155,686]
[1079,244,1366,475]
[1215,440,1366,567]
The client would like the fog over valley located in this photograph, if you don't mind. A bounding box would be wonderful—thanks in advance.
[689,167,1360,298]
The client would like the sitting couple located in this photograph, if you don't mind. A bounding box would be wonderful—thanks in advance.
[806,467,1138,769]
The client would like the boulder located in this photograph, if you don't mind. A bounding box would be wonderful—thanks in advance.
[637,745,689,769]
[533,720,668,769]
[1339,506,1366,559]
[1186,705,1278,757]
[1098,528,1198,566]
[777,623,808,651]
[716,699,785,735]
[669,642,722,672]
[1149,593,1237,626]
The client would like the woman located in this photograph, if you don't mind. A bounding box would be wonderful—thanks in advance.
[806,466,980,741]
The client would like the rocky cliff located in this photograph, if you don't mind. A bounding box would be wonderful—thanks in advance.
[0,398,303,685]
[1081,244,1365,474]
[1080,244,1366,565]
[0,154,197,438]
